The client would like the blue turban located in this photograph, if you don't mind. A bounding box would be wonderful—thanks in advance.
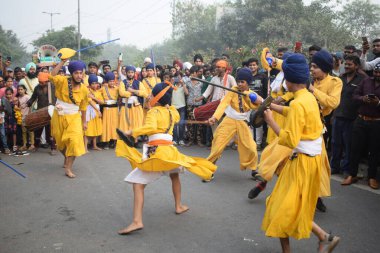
[104,72,115,82]
[152,82,173,106]
[68,60,86,75]
[236,67,253,84]
[125,65,136,72]
[312,50,333,73]
[25,62,36,73]
[88,74,98,84]
[282,52,293,61]
[146,63,155,70]
[282,54,310,84]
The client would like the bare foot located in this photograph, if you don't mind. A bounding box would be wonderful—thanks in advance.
[118,222,144,235]
[93,146,102,151]
[65,169,76,178]
[175,205,189,215]
[85,150,90,154]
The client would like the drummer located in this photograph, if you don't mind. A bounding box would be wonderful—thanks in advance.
[205,68,263,182]
[195,59,236,132]
[26,72,57,154]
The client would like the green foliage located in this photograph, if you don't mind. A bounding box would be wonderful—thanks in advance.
[96,43,145,69]
[0,25,30,67]
[32,26,102,63]
[340,0,380,39]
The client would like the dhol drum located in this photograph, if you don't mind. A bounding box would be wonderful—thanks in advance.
[24,106,53,131]
[249,96,274,128]
[193,100,220,121]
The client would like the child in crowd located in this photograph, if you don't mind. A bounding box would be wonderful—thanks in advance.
[17,85,34,151]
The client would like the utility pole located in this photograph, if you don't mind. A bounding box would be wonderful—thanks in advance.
[78,0,81,60]
[172,0,176,39]
[42,11,60,31]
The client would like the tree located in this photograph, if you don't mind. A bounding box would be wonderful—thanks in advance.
[172,0,221,57]
[32,26,102,63]
[340,0,380,39]
[96,43,145,69]
[0,25,30,68]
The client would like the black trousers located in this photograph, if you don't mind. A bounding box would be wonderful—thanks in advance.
[349,117,380,179]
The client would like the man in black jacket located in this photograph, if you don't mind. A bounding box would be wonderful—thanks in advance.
[330,55,366,175]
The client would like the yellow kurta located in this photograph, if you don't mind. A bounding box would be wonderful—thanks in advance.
[262,88,323,239]
[207,86,259,170]
[312,74,343,116]
[141,76,161,95]
[49,75,89,157]
[119,80,148,132]
[100,86,119,142]
[115,106,216,180]
[85,89,103,137]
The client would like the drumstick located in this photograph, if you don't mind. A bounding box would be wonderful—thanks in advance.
[190,77,246,96]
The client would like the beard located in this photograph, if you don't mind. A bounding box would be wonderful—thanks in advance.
[27,72,37,79]
[72,78,82,85]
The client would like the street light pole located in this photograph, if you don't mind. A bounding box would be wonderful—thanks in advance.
[42,11,60,31]
[78,0,81,60]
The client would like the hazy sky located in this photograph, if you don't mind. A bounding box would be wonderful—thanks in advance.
[1,0,379,52]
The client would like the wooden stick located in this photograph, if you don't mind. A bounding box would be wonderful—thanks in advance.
[190,77,246,96]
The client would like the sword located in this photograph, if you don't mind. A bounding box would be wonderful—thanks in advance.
[0,159,27,178]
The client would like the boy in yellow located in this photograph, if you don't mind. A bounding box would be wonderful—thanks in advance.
[118,65,147,147]
[141,63,161,95]
[100,72,119,149]
[49,59,89,178]
[84,74,103,151]
[261,54,339,253]
[309,50,343,212]
[115,82,216,235]
[206,68,263,182]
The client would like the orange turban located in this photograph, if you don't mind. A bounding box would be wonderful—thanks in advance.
[216,60,228,69]
[38,72,49,82]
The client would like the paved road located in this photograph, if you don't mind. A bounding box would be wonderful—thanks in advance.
[1,146,379,253]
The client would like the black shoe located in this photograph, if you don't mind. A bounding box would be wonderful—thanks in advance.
[316,198,327,212]
[40,143,49,149]
[251,170,259,179]
[248,181,267,199]
[134,142,142,148]
[202,174,214,183]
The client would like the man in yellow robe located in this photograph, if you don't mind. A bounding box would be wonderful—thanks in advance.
[49,59,89,178]
[261,54,340,253]
[115,82,216,235]
[309,50,343,212]
[118,65,148,147]
[205,68,263,182]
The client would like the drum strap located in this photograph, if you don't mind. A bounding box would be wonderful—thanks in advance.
[24,78,33,92]
[144,78,153,89]
[48,82,52,105]
[238,95,244,113]
[67,78,78,105]
[104,85,113,100]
